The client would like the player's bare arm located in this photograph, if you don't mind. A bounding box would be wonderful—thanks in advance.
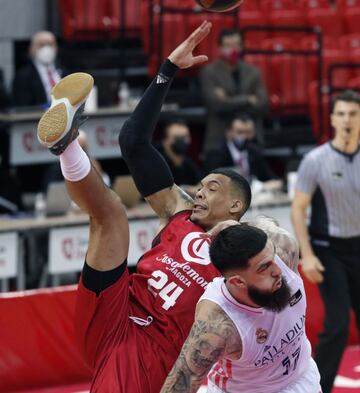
[160,300,241,393]
[249,215,300,272]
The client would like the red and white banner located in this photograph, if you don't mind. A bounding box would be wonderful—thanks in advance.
[48,218,159,274]
[0,232,18,278]
[9,115,127,165]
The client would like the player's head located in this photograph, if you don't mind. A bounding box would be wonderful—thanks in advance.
[190,168,251,230]
[331,89,360,140]
[226,114,256,150]
[218,29,242,66]
[210,224,291,312]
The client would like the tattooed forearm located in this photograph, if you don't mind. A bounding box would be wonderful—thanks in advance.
[160,304,241,393]
[176,185,194,208]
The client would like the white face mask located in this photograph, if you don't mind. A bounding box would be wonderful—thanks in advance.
[35,45,56,65]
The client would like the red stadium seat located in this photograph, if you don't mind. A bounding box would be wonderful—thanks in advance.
[306,8,344,38]
[268,9,308,39]
[308,81,331,142]
[58,0,121,40]
[299,0,331,10]
[261,38,309,115]
[239,10,270,43]
[261,0,298,12]
[123,0,142,32]
[323,48,352,88]
[240,0,261,11]
[348,76,360,89]
[337,0,360,11]
[343,6,360,34]
[159,0,194,8]
[338,35,360,78]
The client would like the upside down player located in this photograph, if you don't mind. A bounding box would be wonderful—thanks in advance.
[37,21,252,392]
[161,218,322,393]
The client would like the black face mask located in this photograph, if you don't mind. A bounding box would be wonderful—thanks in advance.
[171,138,189,155]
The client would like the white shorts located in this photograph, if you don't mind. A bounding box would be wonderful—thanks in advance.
[280,359,322,393]
[207,359,322,393]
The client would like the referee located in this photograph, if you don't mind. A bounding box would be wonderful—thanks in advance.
[291,89,360,393]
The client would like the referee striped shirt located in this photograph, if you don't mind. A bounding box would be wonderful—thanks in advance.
[296,142,360,238]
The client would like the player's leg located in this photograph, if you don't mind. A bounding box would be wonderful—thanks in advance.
[38,73,129,272]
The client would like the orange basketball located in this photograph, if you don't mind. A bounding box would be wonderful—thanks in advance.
[194,0,244,12]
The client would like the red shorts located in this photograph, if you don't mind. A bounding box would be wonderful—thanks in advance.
[75,269,176,393]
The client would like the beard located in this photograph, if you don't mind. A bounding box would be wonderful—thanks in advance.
[247,277,291,313]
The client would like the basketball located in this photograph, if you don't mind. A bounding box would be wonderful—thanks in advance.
[194,0,244,12]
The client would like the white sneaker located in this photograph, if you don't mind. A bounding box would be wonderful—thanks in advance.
[37,72,94,155]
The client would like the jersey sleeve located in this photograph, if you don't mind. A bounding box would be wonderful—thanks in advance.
[295,152,319,196]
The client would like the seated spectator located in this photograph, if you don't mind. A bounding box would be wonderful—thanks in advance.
[204,115,281,190]
[156,120,201,196]
[12,31,65,108]
[199,28,268,152]
[42,129,110,193]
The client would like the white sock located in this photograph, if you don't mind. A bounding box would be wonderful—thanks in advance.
[60,139,91,182]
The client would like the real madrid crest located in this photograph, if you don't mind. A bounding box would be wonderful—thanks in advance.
[256,328,268,344]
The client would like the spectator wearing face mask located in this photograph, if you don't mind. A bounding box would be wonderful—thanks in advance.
[199,28,269,152]
[12,31,65,108]
[156,120,201,196]
[204,115,280,190]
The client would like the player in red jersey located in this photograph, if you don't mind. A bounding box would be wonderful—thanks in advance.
[37,21,251,392]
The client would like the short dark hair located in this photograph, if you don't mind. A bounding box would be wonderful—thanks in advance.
[162,119,188,139]
[210,224,268,273]
[226,113,255,130]
[210,168,251,216]
[331,89,360,113]
[218,28,241,46]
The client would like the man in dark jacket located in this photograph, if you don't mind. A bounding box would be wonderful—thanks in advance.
[200,28,268,152]
[204,115,278,186]
[12,31,64,108]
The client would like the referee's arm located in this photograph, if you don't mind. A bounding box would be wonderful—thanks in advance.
[291,190,325,283]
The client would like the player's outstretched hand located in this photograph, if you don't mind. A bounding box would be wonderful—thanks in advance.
[168,21,212,69]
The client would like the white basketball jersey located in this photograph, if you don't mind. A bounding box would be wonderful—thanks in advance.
[200,256,321,393]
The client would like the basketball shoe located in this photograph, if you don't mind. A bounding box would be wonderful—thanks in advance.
[37,72,94,155]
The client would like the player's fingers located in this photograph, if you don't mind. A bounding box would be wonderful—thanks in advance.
[187,21,212,46]
[191,55,209,65]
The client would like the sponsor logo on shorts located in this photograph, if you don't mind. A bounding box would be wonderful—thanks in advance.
[180,232,211,265]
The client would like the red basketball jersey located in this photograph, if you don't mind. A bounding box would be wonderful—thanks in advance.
[129,210,220,352]
[76,210,220,392]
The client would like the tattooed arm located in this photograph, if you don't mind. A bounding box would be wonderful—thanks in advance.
[248,215,300,272]
[160,300,242,393]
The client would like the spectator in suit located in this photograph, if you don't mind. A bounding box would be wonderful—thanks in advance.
[204,114,281,191]
[199,28,269,153]
[156,120,201,196]
[12,31,63,108]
